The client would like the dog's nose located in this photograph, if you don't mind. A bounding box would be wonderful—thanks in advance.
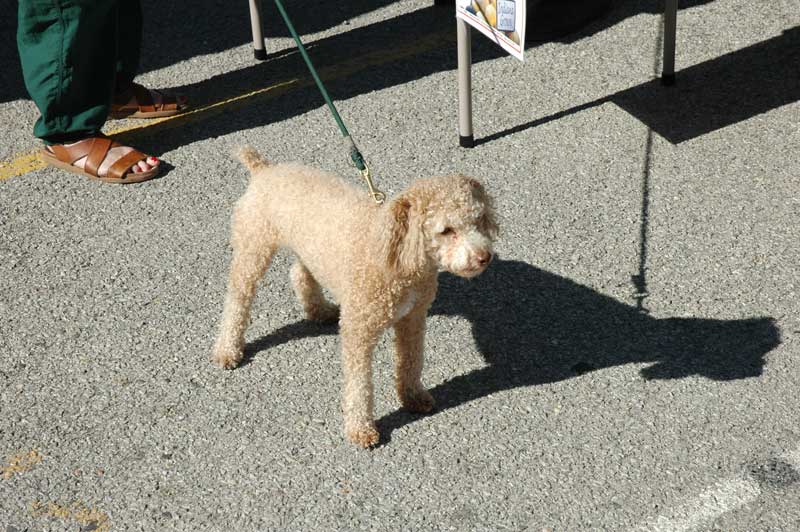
[477,251,492,266]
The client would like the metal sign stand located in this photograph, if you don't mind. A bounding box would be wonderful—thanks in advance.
[249,0,268,60]
[455,0,679,148]
[662,0,678,86]
[457,19,475,148]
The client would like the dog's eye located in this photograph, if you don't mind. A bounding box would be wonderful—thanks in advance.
[440,227,454,236]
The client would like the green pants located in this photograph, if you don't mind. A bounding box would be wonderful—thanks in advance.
[17,0,143,145]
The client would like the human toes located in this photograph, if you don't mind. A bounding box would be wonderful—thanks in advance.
[133,156,159,173]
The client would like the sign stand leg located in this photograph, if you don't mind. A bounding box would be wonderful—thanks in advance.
[249,0,268,60]
[662,0,677,85]
[457,18,475,148]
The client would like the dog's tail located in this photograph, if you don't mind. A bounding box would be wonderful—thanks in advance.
[235,146,272,173]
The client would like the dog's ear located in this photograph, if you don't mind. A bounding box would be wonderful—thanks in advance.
[385,196,427,276]
[468,178,500,239]
[481,200,500,240]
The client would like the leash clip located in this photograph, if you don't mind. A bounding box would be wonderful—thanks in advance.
[360,164,385,204]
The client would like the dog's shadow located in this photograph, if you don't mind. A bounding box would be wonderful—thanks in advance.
[244,259,780,442]
[241,320,338,368]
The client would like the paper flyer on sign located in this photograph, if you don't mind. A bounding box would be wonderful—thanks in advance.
[457,0,526,60]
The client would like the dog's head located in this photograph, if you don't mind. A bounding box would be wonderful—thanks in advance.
[384,175,498,278]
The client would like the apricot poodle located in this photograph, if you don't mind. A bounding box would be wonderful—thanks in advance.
[212,147,498,447]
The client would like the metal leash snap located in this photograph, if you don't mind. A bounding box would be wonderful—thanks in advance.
[346,136,385,204]
[360,164,385,204]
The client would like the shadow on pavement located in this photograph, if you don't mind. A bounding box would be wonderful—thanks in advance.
[3,0,728,127]
[614,26,800,144]
[242,259,780,442]
[375,259,780,442]
[240,320,338,368]
[0,0,398,104]
[123,12,799,156]
[481,26,800,145]
[11,1,791,151]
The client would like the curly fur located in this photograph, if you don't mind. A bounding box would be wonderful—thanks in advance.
[212,146,498,447]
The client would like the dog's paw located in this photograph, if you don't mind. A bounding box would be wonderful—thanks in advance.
[346,424,380,448]
[400,389,435,414]
[307,303,340,323]
[211,346,243,369]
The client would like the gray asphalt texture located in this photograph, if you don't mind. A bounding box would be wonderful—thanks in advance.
[1,0,799,530]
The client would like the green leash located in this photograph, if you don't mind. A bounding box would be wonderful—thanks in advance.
[272,0,386,204]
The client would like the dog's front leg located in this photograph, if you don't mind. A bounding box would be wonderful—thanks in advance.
[393,306,435,414]
[340,321,382,448]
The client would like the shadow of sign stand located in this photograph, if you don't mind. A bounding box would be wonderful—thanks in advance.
[456,0,679,147]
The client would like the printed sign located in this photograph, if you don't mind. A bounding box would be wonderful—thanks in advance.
[457,0,526,60]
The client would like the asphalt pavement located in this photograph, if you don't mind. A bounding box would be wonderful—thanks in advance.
[1,0,799,530]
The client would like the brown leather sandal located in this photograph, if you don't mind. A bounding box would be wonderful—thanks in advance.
[41,136,160,184]
[109,83,189,119]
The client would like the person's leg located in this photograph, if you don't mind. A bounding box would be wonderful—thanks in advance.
[17,0,117,145]
[110,0,188,118]
[17,0,159,180]
[115,0,142,94]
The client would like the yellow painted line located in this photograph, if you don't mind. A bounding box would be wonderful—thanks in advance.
[0,151,44,181]
[109,78,301,139]
[1,449,43,479]
[0,30,451,182]
[0,79,300,181]
[30,500,111,532]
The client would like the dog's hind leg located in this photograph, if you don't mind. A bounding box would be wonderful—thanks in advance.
[290,260,340,323]
[212,204,278,369]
